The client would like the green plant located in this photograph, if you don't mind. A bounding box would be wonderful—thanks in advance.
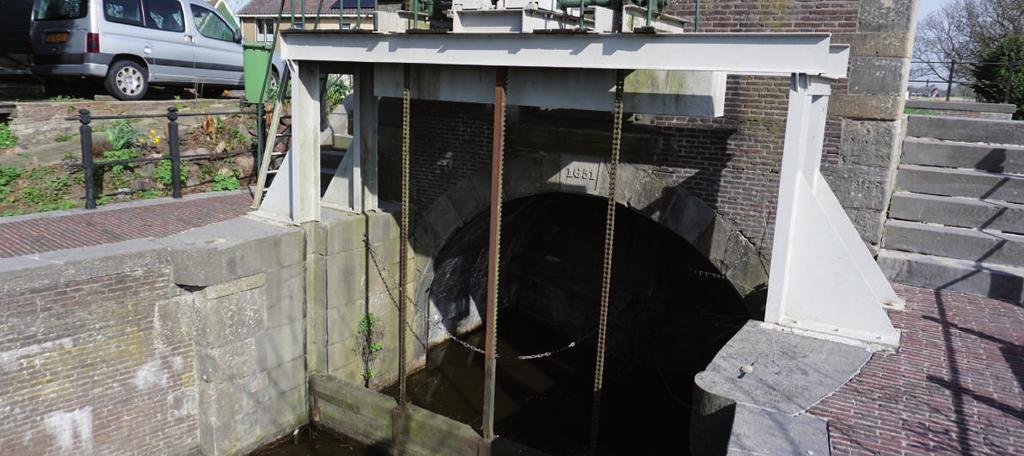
[211,170,240,191]
[0,123,16,149]
[0,164,20,201]
[356,313,384,385]
[154,159,184,186]
[138,189,163,199]
[96,195,113,206]
[173,95,187,111]
[199,164,217,181]
[0,164,20,187]
[53,131,74,142]
[19,167,72,211]
[48,95,78,102]
[102,148,139,174]
[102,119,139,151]
[325,74,351,113]
[972,34,1024,119]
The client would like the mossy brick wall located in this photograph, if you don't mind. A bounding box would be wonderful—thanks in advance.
[379,0,916,255]
[0,250,197,455]
[0,217,308,456]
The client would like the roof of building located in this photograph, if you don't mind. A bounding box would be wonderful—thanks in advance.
[237,0,382,16]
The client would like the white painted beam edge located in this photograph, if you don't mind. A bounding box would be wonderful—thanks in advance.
[280,32,838,76]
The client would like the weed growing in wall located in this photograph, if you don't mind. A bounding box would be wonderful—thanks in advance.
[357,313,384,384]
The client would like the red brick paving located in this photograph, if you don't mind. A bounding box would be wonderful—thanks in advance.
[0,192,252,258]
[810,284,1024,456]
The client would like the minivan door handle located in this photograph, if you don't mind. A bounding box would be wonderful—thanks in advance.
[184,34,194,43]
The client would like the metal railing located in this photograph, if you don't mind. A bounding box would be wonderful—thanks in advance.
[67,105,265,209]
[910,59,1021,102]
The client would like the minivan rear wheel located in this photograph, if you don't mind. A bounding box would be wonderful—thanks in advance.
[105,60,148,101]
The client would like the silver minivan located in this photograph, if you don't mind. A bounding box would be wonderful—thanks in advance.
[30,0,278,100]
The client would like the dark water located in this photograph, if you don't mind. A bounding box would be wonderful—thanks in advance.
[250,426,381,456]
[253,193,749,455]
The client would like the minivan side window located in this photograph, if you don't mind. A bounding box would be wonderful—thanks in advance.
[104,0,143,27]
[190,6,234,42]
[35,0,88,21]
[143,0,184,32]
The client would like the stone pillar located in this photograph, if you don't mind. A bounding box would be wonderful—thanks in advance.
[824,0,918,252]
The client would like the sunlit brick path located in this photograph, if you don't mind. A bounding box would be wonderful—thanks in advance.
[0,192,252,258]
[811,284,1024,455]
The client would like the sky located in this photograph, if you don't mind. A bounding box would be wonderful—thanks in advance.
[917,0,947,22]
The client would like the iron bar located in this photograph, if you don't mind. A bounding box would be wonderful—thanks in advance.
[946,60,956,101]
[694,0,701,31]
[167,107,182,199]
[589,69,625,454]
[398,64,411,407]
[79,109,96,210]
[482,66,508,449]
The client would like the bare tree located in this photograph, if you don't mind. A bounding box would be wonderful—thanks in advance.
[913,0,973,82]
[912,0,1024,87]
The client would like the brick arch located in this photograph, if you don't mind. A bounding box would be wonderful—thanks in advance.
[411,153,770,337]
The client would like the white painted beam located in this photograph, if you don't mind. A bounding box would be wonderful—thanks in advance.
[374,64,726,117]
[280,32,837,76]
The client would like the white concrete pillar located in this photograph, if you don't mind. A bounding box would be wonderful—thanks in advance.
[292,60,322,223]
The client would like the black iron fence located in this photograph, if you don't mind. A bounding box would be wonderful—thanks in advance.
[67,104,266,209]
[910,59,1021,102]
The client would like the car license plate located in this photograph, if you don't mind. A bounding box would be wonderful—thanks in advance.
[45,32,68,43]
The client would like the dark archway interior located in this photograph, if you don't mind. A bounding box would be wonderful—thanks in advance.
[388,193,750,455]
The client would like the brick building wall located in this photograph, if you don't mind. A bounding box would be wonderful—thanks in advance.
[0,253,197,455]
[0,218,309,456]
[379,0,915,258]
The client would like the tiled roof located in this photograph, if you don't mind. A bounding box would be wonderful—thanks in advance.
[237,0,378,16]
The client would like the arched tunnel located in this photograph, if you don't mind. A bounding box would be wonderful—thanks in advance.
[387,192,754,454]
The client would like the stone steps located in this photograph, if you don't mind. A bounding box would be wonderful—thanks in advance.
[895,165,1024,204]
[888,192,1024,234]
[907,115,1024,145]
[901,137,1024,174]
[883,220,1024,269]
[877,249,1024,304]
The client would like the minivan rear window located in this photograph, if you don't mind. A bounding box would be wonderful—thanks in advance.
[34,0,88,21]
[103,0,143,27]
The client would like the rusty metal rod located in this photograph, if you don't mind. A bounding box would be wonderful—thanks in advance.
[398,64,411,407]
[481,66,508,449]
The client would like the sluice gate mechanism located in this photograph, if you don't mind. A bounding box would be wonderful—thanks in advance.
[248,0,903,453]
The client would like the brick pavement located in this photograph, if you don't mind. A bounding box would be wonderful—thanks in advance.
[0,192,252,258]
[811,284,1024,455]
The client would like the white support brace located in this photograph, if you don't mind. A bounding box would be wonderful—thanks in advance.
[766,73,901,349]
[323,65,379,212]
[261,60,322,223]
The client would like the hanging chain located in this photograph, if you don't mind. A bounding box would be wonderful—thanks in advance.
[398,64,411,407]
[590,69,625,453]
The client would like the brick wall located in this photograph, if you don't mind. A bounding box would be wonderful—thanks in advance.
[0,217,309,456]
[0,251,197,455]
[379,0,915,256]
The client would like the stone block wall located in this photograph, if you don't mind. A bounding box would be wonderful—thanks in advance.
[0,216,308,456]
[319,208,424,391]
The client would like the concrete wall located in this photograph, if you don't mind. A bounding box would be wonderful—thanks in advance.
[318,208,426,390]
[0,216,307,455]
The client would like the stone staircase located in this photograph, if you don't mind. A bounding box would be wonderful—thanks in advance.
[878,115,1024,304]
